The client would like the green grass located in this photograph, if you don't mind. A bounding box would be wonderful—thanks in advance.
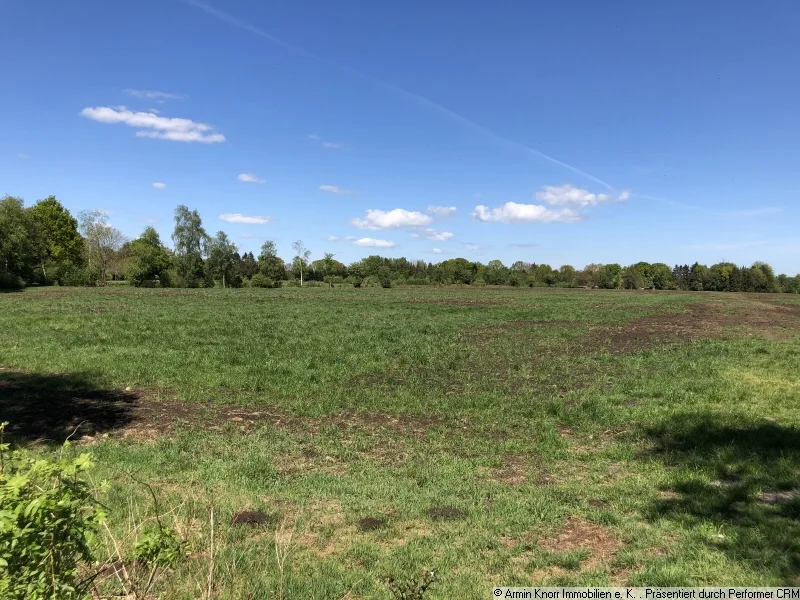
[2,286,800,598]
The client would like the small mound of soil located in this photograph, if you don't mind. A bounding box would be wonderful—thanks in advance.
[231,510,275,527]
[588,499,608,509]
[427,506,466,521]
[358,516,388,531]
[536,469,556,485]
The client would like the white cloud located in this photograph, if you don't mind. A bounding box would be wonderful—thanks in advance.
[308,134,345,149]
[431,248,442,254]
[152,182,167,189]
[124,89,185,102]
[325,235,341,242]
[16,152,30,160]
[219,213,272,225]
[320,185,357,195]
[472,202,581,223]
[80,106,225,144]
[535,184,628,208]
[464,244,480,251]
[238,173,265,183]
[353,237,396,248]
[427,205,457,218]
[351,208,432,230]
[411,228,454,241]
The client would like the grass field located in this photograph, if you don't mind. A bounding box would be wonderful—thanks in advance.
[2,286,800,598]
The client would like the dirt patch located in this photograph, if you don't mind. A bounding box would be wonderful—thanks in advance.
[535,469,556,485]
[427,506,467,521]
[592,300,800,355]
[231,510,276,527]
[492,455,529,485]
[0,367,447,446]
[538,516,622,569]
[358,516,388,531]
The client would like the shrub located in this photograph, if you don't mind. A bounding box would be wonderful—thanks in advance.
[59,265,98,287]
[0,272,24,290]
[250,274,272,288]
[0,423,107,599]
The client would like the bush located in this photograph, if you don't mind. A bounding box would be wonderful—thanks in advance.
[0,423,106,599]
[59,265,98,287]
[250,274,272,288]
[0,272,24,290]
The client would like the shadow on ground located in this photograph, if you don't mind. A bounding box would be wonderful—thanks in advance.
[645,413,800,583]
[0,370,138,444]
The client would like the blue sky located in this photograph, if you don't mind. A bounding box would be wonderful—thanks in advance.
[2,0,799,272]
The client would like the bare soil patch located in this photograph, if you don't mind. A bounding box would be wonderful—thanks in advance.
[231,510,276,527]
[538,516,622,569]
[592,300,800,354]
[357,516,388,531]
[492,455,529,485]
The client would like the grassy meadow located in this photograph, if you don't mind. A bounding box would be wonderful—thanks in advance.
[2,286,800,598]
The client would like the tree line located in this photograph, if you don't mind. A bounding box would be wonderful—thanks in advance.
[1,195,798,293]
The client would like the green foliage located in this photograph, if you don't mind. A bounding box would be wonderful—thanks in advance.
[0,272,25,290]
[28,196,84,285]
[250,273,273,288]
[126,226,173,287]
[172,205,207,288]
[59,265,99,287]
[383,570,437,600]
[205,231,238,288]
[0,423,106,600]
[0,196,37,282]
[132,526,183,569]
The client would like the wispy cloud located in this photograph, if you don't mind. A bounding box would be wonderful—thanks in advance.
[80,106,225,143]
[719,207,782,217]
[634,193,783,217]
[319,185,357,195]
[353,237,396,248]
[219,213,272,224]
[411,228,454,241]
[431,248,442,254]
[183,0,615,190]
[325,235,356,242]
[427,205,457,218]
[510,243,539,248]
[152,182,167,189]
[535,184,629,208]
[16,152,29,160]
[351,208,432,230]
[238,173,265,183]
[308,134,345,150]
[463,244,480,251]
[472,203,580,224]
[124,89,186,102]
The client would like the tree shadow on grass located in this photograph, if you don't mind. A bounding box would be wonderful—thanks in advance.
[0,370,138,445]
[644,413,800,584]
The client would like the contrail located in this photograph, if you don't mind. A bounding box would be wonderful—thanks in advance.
[183,0,615,190]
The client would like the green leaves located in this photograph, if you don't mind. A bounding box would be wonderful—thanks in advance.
[0,423,104,600]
